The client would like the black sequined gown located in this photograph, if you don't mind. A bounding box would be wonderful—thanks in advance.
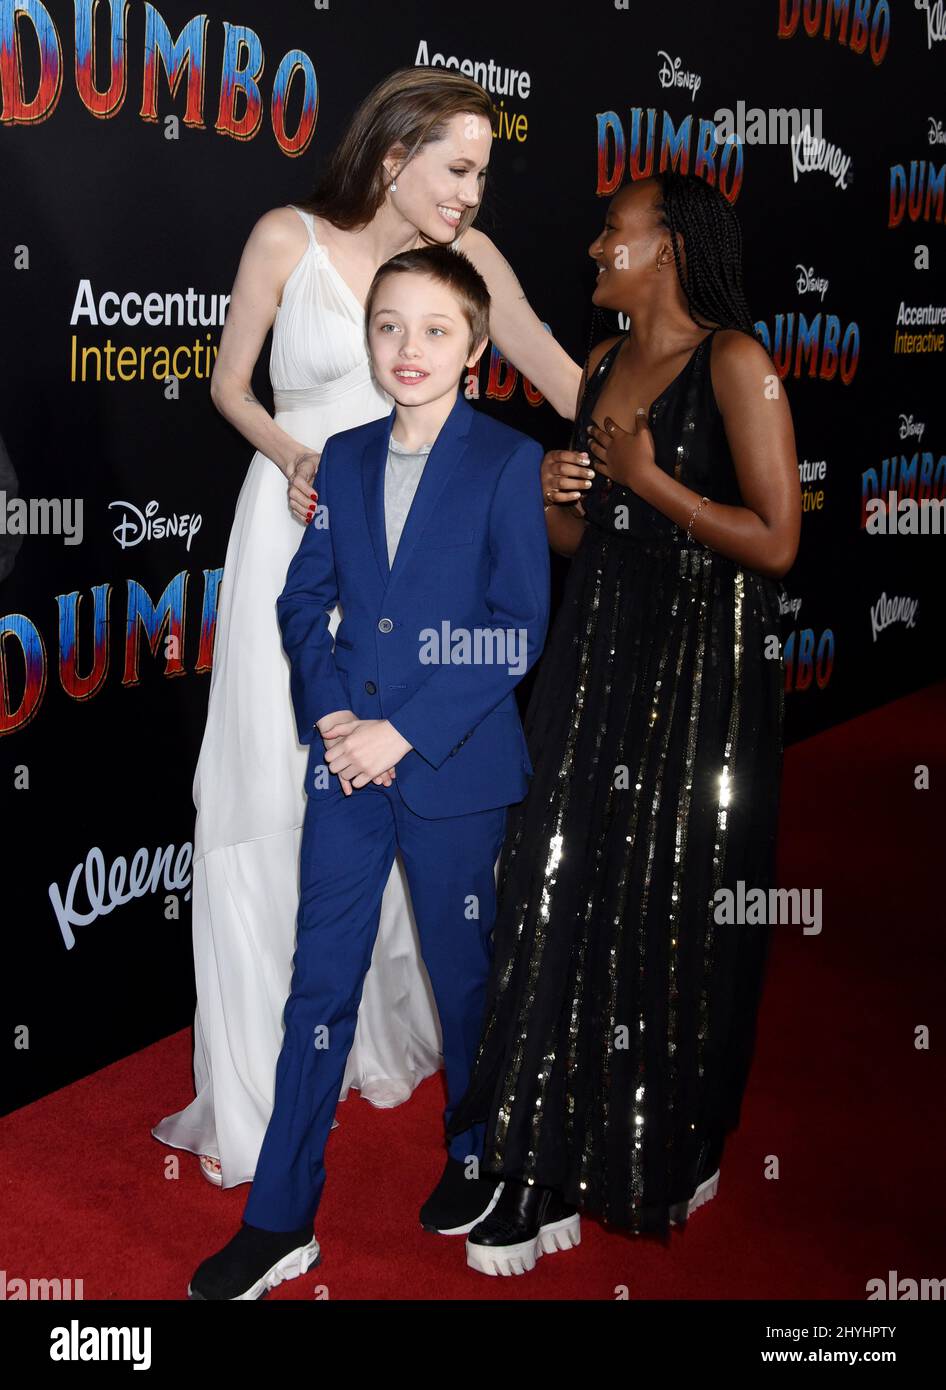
[446,330,786,1236]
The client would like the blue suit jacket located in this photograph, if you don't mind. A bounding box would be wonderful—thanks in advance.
[277,390,551,818]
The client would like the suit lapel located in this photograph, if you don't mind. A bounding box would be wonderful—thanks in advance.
[361,391,475,590]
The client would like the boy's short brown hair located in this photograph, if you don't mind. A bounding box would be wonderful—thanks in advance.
[364,244,490,357]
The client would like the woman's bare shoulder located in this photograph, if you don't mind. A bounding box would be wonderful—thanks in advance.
[244,205,309,256]
[232,207,310,306]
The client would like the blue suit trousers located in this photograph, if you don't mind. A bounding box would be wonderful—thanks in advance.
[242,777,507,1232]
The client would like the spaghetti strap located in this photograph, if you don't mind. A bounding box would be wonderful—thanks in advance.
[286,204,318,247]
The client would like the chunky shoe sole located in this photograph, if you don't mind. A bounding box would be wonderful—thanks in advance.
[187,1237,321,1301]
[466,1211,581,1277]
[670,1167,720,1226]
[422,1181,504,1236]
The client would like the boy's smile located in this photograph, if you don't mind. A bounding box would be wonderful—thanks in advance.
[391,367,429,386]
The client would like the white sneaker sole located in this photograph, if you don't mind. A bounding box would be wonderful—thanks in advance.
[187,1237,321,1301]
[670,1168,720,1226]
[429,1181,504,1236]
[465,1165,719,1268]
[466,1211,581,1276]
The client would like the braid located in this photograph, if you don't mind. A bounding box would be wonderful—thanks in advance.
[654,171,761,343]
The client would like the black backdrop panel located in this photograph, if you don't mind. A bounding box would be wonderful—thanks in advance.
[1,0,942,1110]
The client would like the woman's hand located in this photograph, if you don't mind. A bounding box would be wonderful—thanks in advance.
[288,450,320,524]
[586,411,657,493]
[541,448,595,511]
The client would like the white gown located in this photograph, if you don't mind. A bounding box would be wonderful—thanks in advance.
[153,204,456,1186]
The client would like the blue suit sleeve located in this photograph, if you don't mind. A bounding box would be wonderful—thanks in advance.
[388,438,550,769]
[276,439,350,746]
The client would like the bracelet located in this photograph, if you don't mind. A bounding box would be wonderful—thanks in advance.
[686,495,710,542]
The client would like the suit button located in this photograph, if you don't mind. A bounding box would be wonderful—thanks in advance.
[378,617,393,633]
[365,680,377,694]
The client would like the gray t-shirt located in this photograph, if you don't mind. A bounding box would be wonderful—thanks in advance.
[384,434,433,567]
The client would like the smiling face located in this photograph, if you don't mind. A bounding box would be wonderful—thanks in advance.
[589,179,680,313]
[367,270,488,404]
[385,111,492,242]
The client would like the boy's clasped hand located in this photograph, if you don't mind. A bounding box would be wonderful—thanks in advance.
[316,709,411,795]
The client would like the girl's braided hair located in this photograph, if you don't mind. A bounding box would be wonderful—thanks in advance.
[652,169,761,340]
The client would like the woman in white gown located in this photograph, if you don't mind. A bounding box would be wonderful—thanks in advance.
[152,68,582,1187]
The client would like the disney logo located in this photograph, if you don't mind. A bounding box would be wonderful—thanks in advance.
[109,498,202,551]
[656,51,701,101]
[899,413,926,442]
[928,116,946,144]
[796,265,829,299]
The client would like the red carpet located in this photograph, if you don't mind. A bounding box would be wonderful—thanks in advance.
[2,682,944,1300]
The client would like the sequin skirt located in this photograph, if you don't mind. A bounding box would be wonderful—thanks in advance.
[446,522,786,1236]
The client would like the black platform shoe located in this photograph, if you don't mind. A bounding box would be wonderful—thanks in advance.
[466,1178,580,1276]
[419,1155,503,1235]
[669,1126,726,1226]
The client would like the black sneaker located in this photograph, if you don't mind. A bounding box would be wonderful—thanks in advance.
[419,1155,503,1235]
[188,1222,320,1300]
[466,1179,580,1276]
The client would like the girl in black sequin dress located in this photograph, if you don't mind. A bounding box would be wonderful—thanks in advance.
[446,171,802,1272]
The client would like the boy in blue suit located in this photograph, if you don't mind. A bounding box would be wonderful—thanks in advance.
[189,244,550,1298]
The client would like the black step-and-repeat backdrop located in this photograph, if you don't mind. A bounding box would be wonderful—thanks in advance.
[1,1,943,1111]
